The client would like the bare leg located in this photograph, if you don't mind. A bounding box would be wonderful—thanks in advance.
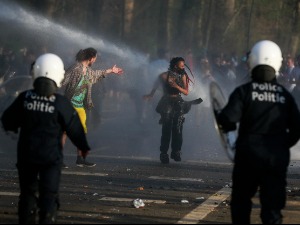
[61,132,67,147]
[61,132,68,168]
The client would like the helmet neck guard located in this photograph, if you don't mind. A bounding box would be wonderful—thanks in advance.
[33,77,57,97]
[251,65,276,82]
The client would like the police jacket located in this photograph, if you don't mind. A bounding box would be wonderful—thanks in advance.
[219,66,300,168]
[1,89,91,165]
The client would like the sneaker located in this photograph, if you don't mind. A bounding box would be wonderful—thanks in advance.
[62,162,69,169]
[171,151,181,162]
[76,156,96,167]
[160,153,169,164]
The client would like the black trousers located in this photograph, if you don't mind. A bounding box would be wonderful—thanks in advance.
[17,162,61,224]
[156,96,185,154]
[231,161,286,224]
[160,114,184,154]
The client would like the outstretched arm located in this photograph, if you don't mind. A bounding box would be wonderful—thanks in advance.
[143,75,161,100]
[105,65,123,75]
[93,65,123,83]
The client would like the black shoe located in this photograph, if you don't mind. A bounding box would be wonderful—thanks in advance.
[160,153,169,164]
[76,156,96,167]
[171,151,181,162]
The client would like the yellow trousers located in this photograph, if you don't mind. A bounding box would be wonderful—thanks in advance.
[74,107,87,134]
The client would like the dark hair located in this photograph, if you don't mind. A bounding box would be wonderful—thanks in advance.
[169,57,185,71]
[169,57,195,87]
[30,61,35,76]
[76,48,97,62]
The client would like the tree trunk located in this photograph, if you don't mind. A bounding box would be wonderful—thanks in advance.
[123,0,135,39]
[167,0,176,51]
[87,0,104,34]
[205,0,215,53]
[194,0,206,53]
[156,0,169,51]
[289,0,300,56]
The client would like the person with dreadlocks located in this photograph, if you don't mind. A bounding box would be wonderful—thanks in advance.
[61,47,123,167]
[144,57,196,164]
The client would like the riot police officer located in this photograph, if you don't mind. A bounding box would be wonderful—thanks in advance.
[218,40,300,224]
[1,53,91,224]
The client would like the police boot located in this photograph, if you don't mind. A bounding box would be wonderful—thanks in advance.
[160,153,169,164]
[18,195,38,224]
[19,208,37,224]
[39,209,57,224]
[261,209,283,224]
[171,151,181,162]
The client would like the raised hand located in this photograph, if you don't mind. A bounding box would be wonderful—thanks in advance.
[112,65,123,75]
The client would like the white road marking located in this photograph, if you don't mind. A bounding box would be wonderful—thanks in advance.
[0,169,108,177]
[63,154,234,166]
[149,176,204,182]
[176,187,231,224]
[62,171,108,177]
[0,192,18,196]
[98,197,166,204]
[0,194,166,205]
[64,153,154,161]
[186,160,232,166]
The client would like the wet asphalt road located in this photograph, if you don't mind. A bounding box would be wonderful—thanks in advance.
[1,95,300,224]
[0,157,232,224]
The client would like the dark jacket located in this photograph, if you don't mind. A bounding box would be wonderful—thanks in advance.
[1,89,91,165]
[219,66,300,168]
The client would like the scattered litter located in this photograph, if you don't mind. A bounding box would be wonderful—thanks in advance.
[196,197,205,200]
[93,193,99,196]
[224,182,233,188]
[222,201,229,206]
[181,200,189,204]
[132,198,145,208]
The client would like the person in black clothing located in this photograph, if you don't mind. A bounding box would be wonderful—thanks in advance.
[291,79,300,109]
[217,40,300,224]
[144,57,192,164]
[1,53,91,224]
